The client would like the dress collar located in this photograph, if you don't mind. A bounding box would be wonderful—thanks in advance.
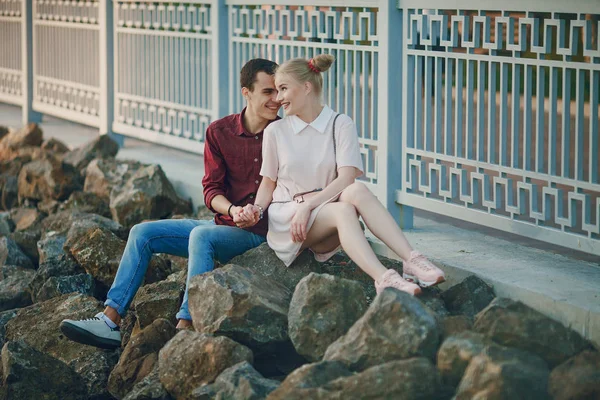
[289,105,334,135]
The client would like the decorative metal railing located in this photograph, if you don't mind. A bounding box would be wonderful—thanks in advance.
[0,0,598,255]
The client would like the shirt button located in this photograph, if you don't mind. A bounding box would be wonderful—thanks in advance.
[255,136,259,140]
[250,194,254,198]
[255,180,259,184]
[254,158,258,162]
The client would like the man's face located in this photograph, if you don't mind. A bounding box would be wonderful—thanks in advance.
[244,72,281,121]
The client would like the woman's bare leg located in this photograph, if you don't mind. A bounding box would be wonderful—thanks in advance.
[339,182,413,261]
[301,203,388,281]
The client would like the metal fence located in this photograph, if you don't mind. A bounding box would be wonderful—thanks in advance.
[0,0,598,255]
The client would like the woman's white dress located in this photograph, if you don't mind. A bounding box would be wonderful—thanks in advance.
[260,105,364,267]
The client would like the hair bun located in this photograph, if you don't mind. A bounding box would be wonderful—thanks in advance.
[311,54,335,73]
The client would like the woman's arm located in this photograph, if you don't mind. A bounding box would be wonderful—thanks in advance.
[301,166,361,211]
[239,176,276,223]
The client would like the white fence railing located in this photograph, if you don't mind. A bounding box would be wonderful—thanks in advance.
[0,0,598,255]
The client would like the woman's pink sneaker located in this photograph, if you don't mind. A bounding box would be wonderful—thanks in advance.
[375,269,421,296]
[402,251,445,288]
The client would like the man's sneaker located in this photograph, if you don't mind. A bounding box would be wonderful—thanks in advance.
[60,312,121,349]
[402,251,445,287]
[375,269,421,296]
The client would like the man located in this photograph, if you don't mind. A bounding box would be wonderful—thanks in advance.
[60,59,281,348]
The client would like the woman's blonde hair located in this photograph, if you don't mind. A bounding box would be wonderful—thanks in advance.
[276,54,335,96]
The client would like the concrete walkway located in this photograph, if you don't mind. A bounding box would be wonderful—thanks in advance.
[2,103,599,348]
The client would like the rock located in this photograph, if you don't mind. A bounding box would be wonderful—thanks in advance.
[474,297,593,368]
[28,255,85,302]
[281,358,441,400]
[132,280,184,331]
[9,206,44,232]
[68,350,121,400]
[288,273,367,362]
[7,230,39,266]
[196,205,213,220]
[436,331,492,387]
[0,126,8,141]
[0,266,36,311]
[548,350,600,400]
[440,315,473,339]
[441,275,495,318]
[37,233,67,264]
[37,199,60,214]
[0,123,43,160]
[84,158,143,198]
[0,175,18,211]
[323,288,440,371]
[59,211,126,244]
[18,155,82,202]
[229,243,323,292]
[60,191,112,218]
[0,309,17,349]
[0,237,34,269]
[109,319,176,399]
[418,286,450,321]
[0,212,14,235]
[123,366,173,400]
[35,273,95,302]
[41,138,70,154]
[0,339,87,400]
[188,264,292,356]
[191,361,279,400]
[4,294,107,365]
[158,330,253,400]
[109,164,189,229]
[455,345,550,400]
[63,135,119,172]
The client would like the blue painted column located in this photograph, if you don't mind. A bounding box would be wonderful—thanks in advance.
[21,0,42,125]
[211,0,229,120]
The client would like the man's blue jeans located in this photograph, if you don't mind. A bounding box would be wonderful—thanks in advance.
[104,219,266,321]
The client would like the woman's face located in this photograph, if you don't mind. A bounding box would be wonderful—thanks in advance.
[275,73,308,116]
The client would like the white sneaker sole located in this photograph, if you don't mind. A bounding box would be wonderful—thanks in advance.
[60,321,121,349]
[403,273,446,288]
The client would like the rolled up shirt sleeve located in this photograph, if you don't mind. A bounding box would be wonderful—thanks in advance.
[202,125,227,212]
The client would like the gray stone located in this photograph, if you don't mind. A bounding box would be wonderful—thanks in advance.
[132,280,184,331]
[0,175,18,211]
[323,288,440,371]
[191,361,279,400]
[37,233,67,264]
[288,273,367,362]
[436,331,492,387]
[474,297,593,368]
[0,309,17,349]
[60,190,112,218]
[41,138,70,154]
[455,345,550,400]
[68,349,121,400]
[441,275,495,318]
[84,158,143,198]
[188,264,291,356]
[18,155,82,202]
[0,266,36,311]
[0,236,34,269]
[28,255,85,303]
[35,273,95,302]
[440,315,473,340]
[548,350,600,400]
[0,213,14,235]
[0,339,87,400]
[63,135,119,172]
[123,366,173,400]
[109,319,176,399]
[158,330,253,400]
[8,230,39,266]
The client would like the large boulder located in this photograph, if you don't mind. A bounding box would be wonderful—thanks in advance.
[441,275,495,318]
[288,273,367,362]
[109,165,191,229]
[0,309,17,349]
[37,234,67,264]
[63,135,119,172]
[474,297,593,368]
[122,366,172,400]
[109,319,176,399]
[191,361,280,400]
[0,266,36,311]
[455,345,550,400]
[28,255,85,303]
[158,330,253,400]
[84,158,143,198]
[42,210,124,241]
[0,237,34,269]
[436,331,493,387]
[323,288,440,371]
[0,123,43,160]
[267,358,442,400]
[8,230,39,266]
[188,264,292,356]
[68,350,120,400]
[131,279,184,332]
[0,339,87,400]
[440,315,474,339]
[41,137,70,154]
[35,273,95,303]
[59,191,112,218]
[17,155,82,202]
[548,350,600,400]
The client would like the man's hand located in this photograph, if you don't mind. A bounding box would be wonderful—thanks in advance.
[234,205,259,228]
[290,203,311,243]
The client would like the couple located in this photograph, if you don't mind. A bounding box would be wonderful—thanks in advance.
[60,56,445,349]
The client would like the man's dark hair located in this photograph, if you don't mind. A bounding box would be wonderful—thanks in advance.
[240,59,278,91]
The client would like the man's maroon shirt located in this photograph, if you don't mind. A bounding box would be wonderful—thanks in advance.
[202,108,277,236]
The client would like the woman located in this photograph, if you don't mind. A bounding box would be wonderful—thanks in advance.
[239,54,445,295]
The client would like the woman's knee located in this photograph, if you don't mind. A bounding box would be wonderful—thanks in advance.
[340,182,372,206]
[331,202,358,220]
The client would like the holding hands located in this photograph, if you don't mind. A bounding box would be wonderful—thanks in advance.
[234,204,261,228]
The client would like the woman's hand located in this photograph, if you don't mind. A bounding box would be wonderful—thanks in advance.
[290,203,311,243]
[233,205,259,228]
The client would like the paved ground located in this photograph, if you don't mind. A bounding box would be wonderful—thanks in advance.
[2,103,599,348]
